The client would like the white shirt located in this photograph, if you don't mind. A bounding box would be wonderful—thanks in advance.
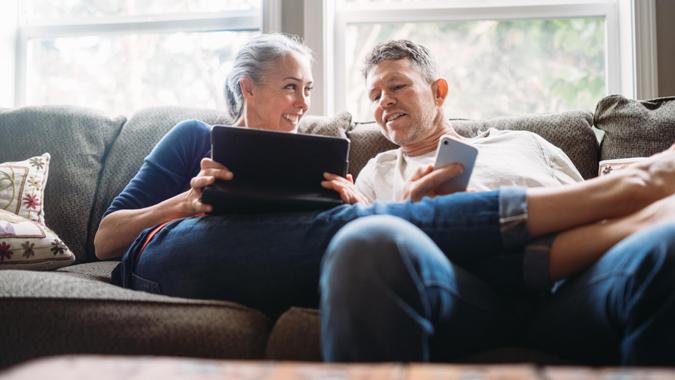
[355,128,583,203]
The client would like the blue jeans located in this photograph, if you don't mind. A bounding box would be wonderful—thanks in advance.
[112,189,530,317]
[320,217,675,365]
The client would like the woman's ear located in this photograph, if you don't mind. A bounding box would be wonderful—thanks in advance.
[432,78,449,106]
[239,77,255,101]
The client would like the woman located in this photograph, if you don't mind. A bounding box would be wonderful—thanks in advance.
[95,33,675,318]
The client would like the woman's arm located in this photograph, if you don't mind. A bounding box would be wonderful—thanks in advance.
[95,155,232,260]
[94,190,193,260]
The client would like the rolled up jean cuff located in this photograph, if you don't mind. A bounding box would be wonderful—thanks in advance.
[498,186,530,250]
[523,233,556,290]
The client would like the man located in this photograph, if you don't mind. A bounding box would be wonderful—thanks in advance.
[323,40,582,205]
[319,40,675,365]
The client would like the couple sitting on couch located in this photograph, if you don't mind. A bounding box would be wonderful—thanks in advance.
[94,34,675,365]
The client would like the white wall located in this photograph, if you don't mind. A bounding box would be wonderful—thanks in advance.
[0,1,18,107]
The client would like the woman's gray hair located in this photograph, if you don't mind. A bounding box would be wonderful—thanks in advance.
[362,40,438,83]
[224,33,312,121]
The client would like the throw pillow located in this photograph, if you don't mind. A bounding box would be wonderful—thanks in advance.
[0,153,50,225]
[594,95,675,160]
[298,112,351,138]
[0,209,74,270]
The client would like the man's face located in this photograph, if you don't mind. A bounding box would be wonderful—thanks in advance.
[365,59,440,147]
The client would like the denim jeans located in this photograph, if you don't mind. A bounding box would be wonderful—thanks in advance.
[320,216,675,365]
[112,189,529,317]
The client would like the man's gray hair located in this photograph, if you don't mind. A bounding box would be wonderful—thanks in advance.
[224,33,312,121]
[362,40,438,83]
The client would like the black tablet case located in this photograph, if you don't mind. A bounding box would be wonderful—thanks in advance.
[202,125,350,214]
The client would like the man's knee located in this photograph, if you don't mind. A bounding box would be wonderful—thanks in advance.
[320,215,427,302]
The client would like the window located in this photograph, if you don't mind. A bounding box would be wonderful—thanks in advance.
[331,0,636,120]
[14,0,266,114]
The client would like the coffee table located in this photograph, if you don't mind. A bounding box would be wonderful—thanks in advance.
[1,355,673,380]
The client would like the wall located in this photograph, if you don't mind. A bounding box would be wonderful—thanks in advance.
[656,0,675,96]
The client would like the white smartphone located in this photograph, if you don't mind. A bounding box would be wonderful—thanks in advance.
[433,136,478,193]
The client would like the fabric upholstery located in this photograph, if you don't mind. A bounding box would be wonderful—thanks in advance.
[0,153,50,224]
[347,111,598,180]
[0,269,271,369]
[298,112,350,138]
[0,209,75,270]
[266,307,322,361]
[450,111,598,180]
[0,106,125,261]
[594,95,675,160]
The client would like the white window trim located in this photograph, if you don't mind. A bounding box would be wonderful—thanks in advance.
[320,0,657,117]
[0,0,18,108]
[10,4,281,108]
[303,0,335,116]
[263,0,282,33]
[623,0,658,99]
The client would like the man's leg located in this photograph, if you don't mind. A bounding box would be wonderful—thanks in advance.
[321,215,515,362]
[526,223,675,365]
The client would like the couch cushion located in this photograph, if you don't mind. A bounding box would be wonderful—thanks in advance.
[88,108,351,261]
[594,95,675,160]
[0,106,126,261]
[266,307,322,361]
[451,111,598,180]
[347,111,598,180]
[0,268,271,369]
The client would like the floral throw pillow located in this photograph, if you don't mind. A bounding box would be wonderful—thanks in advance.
[0,153,50,225]
[0,209,74,270]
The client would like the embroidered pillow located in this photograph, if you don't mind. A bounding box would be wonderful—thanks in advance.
[0,153,50,225]
[0,209,74,270]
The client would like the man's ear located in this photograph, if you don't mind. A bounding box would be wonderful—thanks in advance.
[432,78,449,106]
[239,77,255,100]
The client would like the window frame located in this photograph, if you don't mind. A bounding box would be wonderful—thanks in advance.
[10,0,282,108]
[314,0,657,118]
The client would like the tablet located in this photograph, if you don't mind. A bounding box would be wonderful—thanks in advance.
[202,125,350,213]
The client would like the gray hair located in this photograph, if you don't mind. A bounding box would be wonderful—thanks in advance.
[362,40,438,83]
[224,33,312,121]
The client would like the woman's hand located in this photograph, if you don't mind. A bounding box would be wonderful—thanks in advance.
[322,172,369,205]
[402,164,464,202]
[184,157,233,214]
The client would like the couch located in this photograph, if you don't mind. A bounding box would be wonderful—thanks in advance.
[1,95,674,368]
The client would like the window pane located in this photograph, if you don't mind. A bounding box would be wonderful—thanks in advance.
[22,0,260,22]
[346,18,605,120]
[26,31,259,115]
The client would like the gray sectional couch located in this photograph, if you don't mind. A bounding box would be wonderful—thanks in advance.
[1,95,674,368]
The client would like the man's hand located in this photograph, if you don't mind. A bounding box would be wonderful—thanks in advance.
[322,173,369,205]
[185,157,233,214]
[402,163,464,202]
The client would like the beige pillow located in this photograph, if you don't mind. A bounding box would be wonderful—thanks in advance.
[0,209,74,270]
[0,153,50,225]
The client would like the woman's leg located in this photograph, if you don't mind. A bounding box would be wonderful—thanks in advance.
[127,190,517,316]
[526,223,675,366]
[546,193,675,281]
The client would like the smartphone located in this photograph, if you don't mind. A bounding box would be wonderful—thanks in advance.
[433,136,478,193]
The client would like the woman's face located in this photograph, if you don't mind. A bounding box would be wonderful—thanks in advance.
[242,52,313,133]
